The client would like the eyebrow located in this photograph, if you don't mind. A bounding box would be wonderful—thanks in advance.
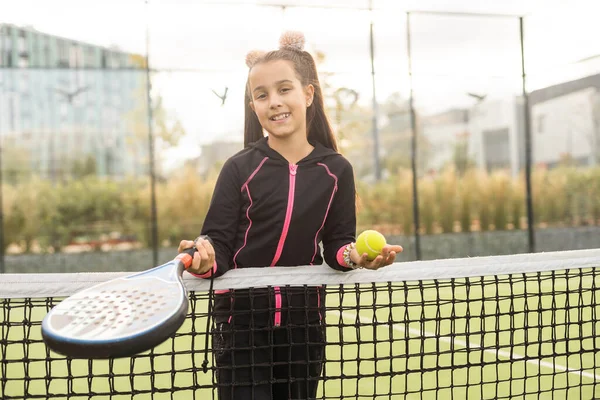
[253,80,294,93]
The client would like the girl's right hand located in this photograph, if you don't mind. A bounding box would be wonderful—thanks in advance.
[178,237,215,275]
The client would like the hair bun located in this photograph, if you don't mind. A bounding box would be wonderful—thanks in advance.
[279,31,305,51]
[245,50,265,68]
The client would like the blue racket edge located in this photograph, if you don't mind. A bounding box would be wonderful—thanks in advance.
[41,248,197,359]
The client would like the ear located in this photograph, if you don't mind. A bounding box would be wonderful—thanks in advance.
[305,84,315,107]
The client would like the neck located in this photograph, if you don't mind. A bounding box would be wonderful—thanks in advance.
[267,132,314,165]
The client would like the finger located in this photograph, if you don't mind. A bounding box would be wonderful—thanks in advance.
[195,238,207,257]
[384,251,397,266]
[178,240,194,253]
[359,253,369,266]
[190,251,201,273]
[202,240,215,266]
[373,255,385,269]
[200,239,214,253]
[196,243,209,263]
[384,244,401,252]
[190,253,213,275]
[389,245,403,253]
[365,255,384,270]
[380,248,390,260]
[355,253,368,268]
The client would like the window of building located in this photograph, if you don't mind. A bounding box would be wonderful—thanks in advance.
[44,44,50,67]
[2,27,13,67]
[57,41,68,68]
[18,56,28,68]
[537,114,545,134]
[69,43,81,68]
[85,46,96,68]
[483,127,511,171]
[17,29,26,52]
[0,29,4,66]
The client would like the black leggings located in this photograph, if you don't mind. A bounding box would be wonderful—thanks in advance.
[213,322,325,400]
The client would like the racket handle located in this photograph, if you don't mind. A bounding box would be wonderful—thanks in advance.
[175,247,197,269]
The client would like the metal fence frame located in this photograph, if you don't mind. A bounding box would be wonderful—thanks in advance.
[405,10,535,259]
[0,2,543,271]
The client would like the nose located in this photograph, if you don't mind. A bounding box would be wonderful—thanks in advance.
[269,93,283,109]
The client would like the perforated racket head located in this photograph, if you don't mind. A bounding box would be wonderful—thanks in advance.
[42,249,195,359]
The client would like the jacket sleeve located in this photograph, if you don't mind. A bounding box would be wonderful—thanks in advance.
[322,161,357,272]
[195,159,241,278]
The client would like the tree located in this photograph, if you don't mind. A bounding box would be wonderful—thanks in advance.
[312,50,373,176]
[71,155,97,179]
[593,91,600,165]
[378,93,432,175]
[313,51,435,179]
[331,87,360,144]
[2,138,32,184]
[125,86,187,178]
[452,132,476,176]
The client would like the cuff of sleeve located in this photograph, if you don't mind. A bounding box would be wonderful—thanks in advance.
[336,245,352,269]
[189,261,217,279]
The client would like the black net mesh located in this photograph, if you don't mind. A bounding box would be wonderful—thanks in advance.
[2,267,599,399]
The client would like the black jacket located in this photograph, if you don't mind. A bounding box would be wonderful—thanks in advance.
[198,137,356,326]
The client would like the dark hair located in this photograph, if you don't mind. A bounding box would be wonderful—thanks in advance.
[244,48,338,152]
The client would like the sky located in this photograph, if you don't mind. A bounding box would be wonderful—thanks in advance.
[2,0,600,168]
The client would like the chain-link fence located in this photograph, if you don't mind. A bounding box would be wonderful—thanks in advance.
[1,1,599,272]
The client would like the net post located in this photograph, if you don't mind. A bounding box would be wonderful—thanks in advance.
[406,11,422,260]
[144,0,159,267]
[369,0,382,182]
[519,16,536,254]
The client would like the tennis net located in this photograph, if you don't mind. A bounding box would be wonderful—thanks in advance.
[1,249,600,399]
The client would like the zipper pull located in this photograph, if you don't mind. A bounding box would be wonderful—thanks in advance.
[289,164,297,175]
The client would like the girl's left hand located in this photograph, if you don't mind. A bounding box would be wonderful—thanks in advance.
[350,244,403,270]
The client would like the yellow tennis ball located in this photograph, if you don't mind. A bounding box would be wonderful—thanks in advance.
[355,230,387,260]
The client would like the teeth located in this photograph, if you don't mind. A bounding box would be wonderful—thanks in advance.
[272,113,290,121]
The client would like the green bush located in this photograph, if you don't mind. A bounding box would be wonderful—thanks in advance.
[510,177,524,229]
[4,165,600,253]
[419,178,436,235]
[476,171,492,232]
[490,172,510,231]
[457,170,477,233]
[588,168,600,224]
[436,169,457,233]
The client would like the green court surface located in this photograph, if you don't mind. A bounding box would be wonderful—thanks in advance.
[2,269,599,399]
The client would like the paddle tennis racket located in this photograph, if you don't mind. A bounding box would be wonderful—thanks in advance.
[42,247,198,359]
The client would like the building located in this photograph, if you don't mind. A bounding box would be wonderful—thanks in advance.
[529,74,600,168]
[193,140,243,177]
[419,103,524,177]
[421,108,470,173]
[0,23,148,180]
[417,71,600,177]
[466,73,600,175]
[467,97,526,176]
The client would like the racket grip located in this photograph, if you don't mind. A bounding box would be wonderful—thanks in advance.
[175,247,197,269]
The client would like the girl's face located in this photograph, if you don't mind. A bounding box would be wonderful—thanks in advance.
[248,60,314,141]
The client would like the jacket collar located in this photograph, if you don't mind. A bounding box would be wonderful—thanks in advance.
[250,136,339,165]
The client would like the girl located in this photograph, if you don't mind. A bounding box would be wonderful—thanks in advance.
[179,31,403,399]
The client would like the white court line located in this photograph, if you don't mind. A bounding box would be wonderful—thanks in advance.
[331,311,600,381]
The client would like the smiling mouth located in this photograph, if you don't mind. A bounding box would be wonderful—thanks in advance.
[270,113,290,121]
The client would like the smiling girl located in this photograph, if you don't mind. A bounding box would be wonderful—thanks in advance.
[179,31,403,399]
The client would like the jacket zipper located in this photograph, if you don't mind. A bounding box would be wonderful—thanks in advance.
[270,163,297,327]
